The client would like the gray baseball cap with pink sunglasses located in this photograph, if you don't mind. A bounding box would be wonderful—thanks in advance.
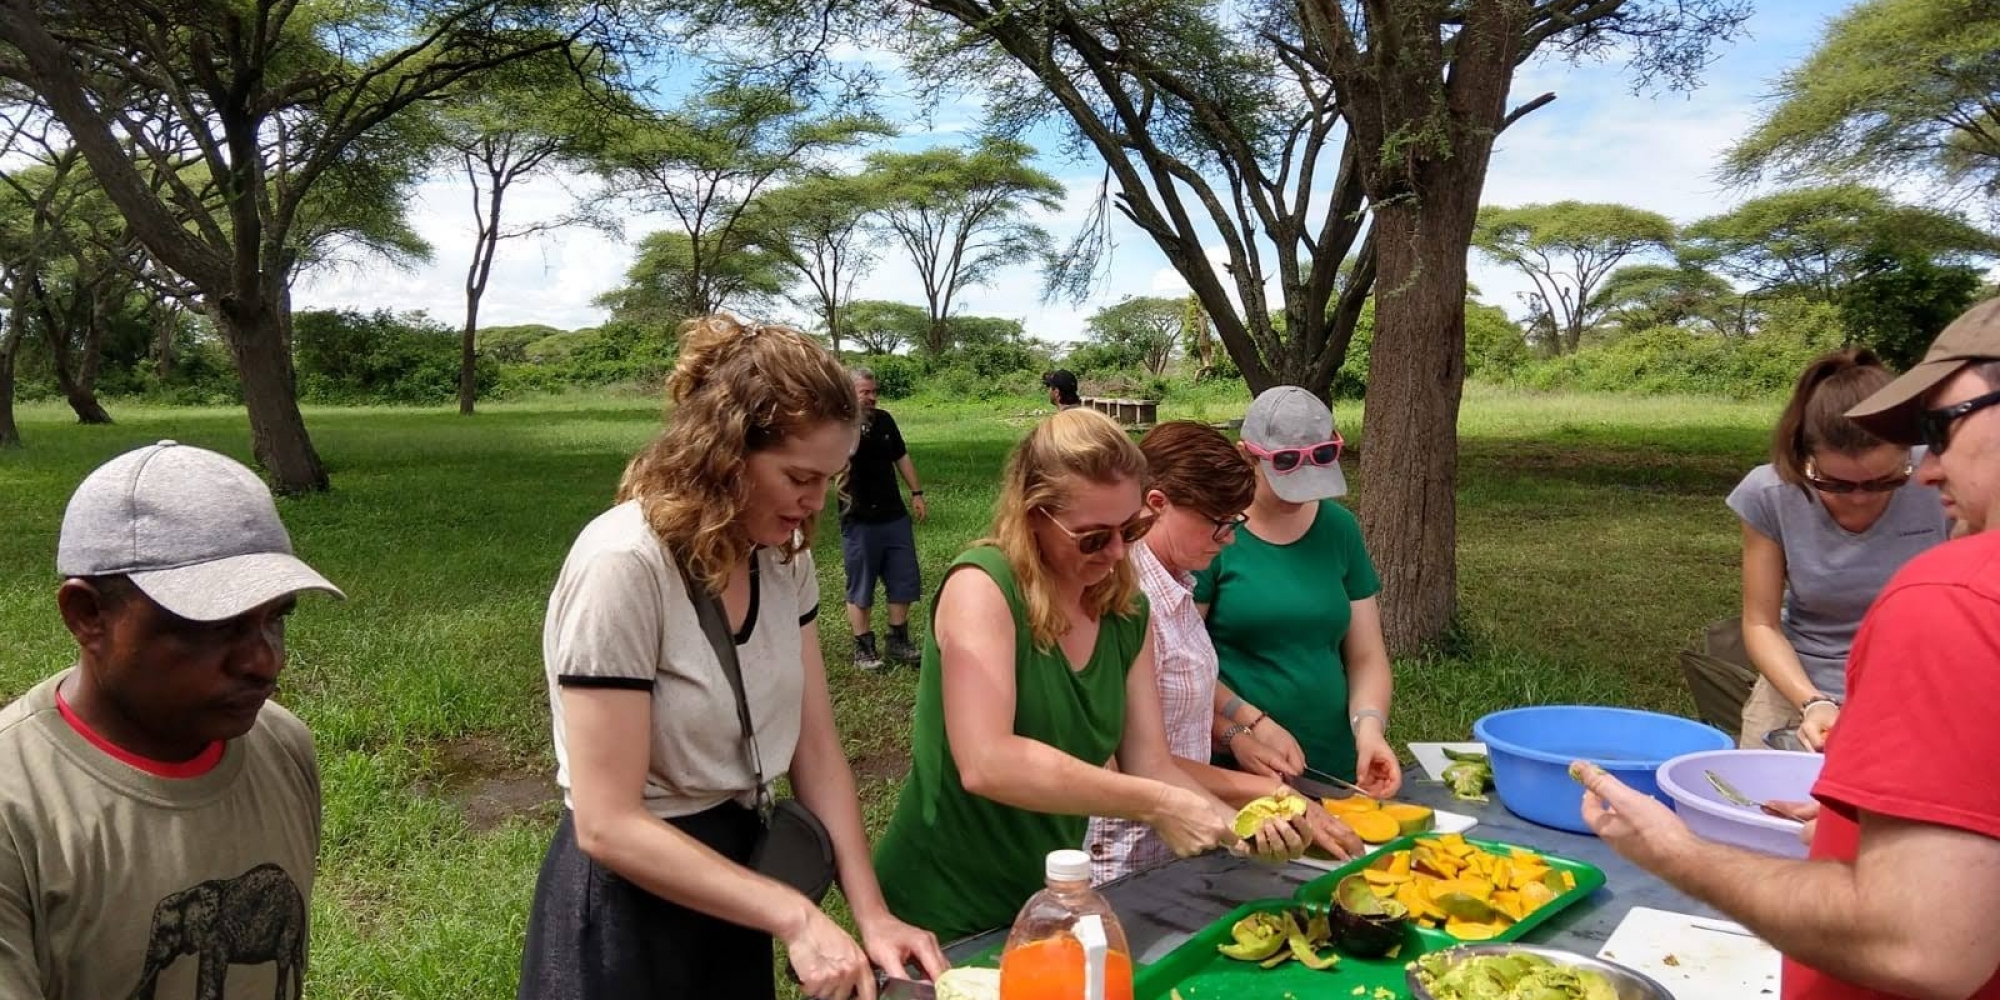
[1241,386,1348,503]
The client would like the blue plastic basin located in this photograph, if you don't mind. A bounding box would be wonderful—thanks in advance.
[1473,706,1732,835]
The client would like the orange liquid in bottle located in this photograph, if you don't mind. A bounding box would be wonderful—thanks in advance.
[998,936,1134,1000]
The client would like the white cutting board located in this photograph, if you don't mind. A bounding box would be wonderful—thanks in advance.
[1597,906,1780,998]
[1409,742,1486,783]
[1292,808,1478,872]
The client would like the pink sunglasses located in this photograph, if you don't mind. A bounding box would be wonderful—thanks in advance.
[1244,434,1343,474]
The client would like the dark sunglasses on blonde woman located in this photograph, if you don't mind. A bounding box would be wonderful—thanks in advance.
[1042,509,1157,555]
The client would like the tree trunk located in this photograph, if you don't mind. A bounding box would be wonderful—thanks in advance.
[214,300,329,493]
[461,175,505,417]
[153,301,177,380]
[459,290,482,416]
[0,329,21,448]
[1358,192,1475,656]
[31,275,112,424]
[42,322,113,425]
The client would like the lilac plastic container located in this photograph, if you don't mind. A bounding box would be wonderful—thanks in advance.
[1656,749,1824,859]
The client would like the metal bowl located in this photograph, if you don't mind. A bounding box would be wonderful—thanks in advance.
[1406,943,1674,1000]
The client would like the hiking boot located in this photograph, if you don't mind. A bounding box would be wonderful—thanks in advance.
[853,633,886,672]
[884,632,920,665]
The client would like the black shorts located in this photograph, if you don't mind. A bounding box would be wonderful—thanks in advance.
[517,805,774,1000]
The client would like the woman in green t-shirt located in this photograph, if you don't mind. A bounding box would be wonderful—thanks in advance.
[1194,386,1403,797]
[874,408,1308,942]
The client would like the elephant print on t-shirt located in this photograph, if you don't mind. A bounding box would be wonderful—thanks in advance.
[129,863,306,1000]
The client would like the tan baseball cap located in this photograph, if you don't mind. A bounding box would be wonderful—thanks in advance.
[1848,297,2000,445]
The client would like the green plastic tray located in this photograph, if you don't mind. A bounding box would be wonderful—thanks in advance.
[1131,897,1421,1000]
[1292,833,1607,947]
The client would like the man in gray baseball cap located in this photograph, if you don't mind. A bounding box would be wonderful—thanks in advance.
[0,440,342,1000]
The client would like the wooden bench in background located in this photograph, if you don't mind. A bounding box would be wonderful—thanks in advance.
[1081,396,1158,432]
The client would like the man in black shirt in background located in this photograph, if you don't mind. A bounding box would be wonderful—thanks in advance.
[840,367,929,669]
[1043,369,1082,410]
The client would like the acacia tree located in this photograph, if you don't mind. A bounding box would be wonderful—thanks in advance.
[598,81,889,322]
[0,0,634,491]
[436,47,627,415]
[1588,263,1746,337]
[1724,0,2000,210]
[1472,201,1676,354]
[1086,296,1183,376]
[595,229,788,325]
[1680,185,2000,299]
[1266,1,1750,648]
[0,138,117,426]
[749,170,885,353]
[843,298,926,354]
[868,140,1061,356]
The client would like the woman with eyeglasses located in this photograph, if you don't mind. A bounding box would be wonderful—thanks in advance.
[873,409,1307,941]
[1083,421,1366,884]
[1730,348,1950,751]
[1195,386,1400,796]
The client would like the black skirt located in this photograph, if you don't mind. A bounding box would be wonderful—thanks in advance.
[517,804,775,1000]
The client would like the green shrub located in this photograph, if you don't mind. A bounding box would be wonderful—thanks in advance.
[293,309,494,405]
[1503,299,1846,398]
[859,355,921,399]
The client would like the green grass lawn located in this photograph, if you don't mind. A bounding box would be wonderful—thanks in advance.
[0,384,1775,998]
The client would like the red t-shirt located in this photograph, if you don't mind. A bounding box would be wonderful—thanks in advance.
[1785,530,2000,1000]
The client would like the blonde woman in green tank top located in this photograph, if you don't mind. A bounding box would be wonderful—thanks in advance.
[874,409,1311,942]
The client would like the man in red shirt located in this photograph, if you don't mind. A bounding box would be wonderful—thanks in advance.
[1579,296,2000,1000]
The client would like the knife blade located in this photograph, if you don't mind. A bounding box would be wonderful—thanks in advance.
[1704,769,1803,825]
[1299,764,1374,800]
[878,975,936,1000]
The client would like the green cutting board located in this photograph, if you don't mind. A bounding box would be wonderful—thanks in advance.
[1131,898,1415,1000]
[1292,834,1607,947]
[1135,836,1607,1000]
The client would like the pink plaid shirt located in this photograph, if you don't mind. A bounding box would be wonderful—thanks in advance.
[1085,541,1220,884]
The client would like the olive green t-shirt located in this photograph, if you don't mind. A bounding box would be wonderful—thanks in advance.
[874,546,1148,941]
[1194,500,1381,780]
[0,670,320,1000]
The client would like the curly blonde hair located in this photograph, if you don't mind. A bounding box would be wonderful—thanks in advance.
[616,315,858,595]
[980,408,1146,650]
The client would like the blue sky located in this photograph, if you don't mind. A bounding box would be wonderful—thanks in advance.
[294,0,1846,343]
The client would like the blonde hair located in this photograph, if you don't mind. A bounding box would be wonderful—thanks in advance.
[616,315,858,594]
[980,408,1146,650]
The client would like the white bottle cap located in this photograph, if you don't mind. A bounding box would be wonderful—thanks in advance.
[1046,849,1091,883]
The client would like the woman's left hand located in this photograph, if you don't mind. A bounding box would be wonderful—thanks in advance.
[855,910,949,983]
[1300,801,1364,862]
[1354,730,1403,799]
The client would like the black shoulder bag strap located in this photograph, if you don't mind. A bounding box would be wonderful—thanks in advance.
[674,552,835,902]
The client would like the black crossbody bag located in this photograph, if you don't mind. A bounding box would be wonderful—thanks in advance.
[678,559,838,903]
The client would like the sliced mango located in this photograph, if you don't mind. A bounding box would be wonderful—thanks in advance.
[1343,810,1401,844]
[1380,802,1435,835]
[1444,919,1508,941]
[1322,796,1381,816]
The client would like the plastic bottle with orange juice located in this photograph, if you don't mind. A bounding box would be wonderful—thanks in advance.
[998,850,1134,1000]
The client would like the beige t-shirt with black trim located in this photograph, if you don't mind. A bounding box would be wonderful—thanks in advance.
[544,500,819,819]
[0,670,320,1000]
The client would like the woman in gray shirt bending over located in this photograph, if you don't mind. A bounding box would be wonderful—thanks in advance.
[1730,348,1950,751]
[518,316,943,1000]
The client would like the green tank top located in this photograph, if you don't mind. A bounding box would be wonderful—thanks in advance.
[873,546,1149,942]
